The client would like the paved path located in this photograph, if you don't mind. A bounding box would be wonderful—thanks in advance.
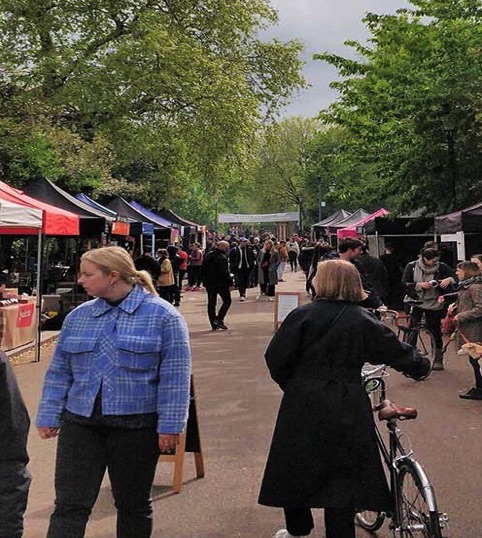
[12,270,482,537]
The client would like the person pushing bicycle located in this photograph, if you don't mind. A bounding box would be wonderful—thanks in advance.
[402,247,456,370]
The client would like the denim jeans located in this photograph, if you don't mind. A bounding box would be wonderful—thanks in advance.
[47,422,160,538]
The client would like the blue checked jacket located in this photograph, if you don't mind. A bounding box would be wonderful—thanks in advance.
[36,285,191,434]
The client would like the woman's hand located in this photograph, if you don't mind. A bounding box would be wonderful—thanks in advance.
[439,277,453,289]
[438,295,445,303]
[38,426,60,439]
[159,433,179,453]
[419,281,433,289]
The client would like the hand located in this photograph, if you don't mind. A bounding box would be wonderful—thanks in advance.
[419,281,433,290]
[38,426,60,439]
[448,303,457,313]
[439,277,453,289]
[438,295,445,303]
[159,433,180,453]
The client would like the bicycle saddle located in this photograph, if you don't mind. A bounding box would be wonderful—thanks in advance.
[376,399,418,421]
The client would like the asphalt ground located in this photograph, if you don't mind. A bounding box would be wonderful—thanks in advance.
[12,269,482,537]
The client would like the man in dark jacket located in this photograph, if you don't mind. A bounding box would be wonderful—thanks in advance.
[201,240,233,330]
[133,250,161,282]
[229,237,255,302]
[0,351,31,538]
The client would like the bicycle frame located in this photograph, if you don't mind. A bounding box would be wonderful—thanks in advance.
[363,371,446,536]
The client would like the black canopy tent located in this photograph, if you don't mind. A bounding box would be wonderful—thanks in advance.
[434,202,482,261]
[23,178,113,236]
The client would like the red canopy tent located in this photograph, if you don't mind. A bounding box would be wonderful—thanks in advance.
[0,181,79,235]
[337,208,390,239]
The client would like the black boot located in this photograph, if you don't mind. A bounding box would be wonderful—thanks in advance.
[432,348,444,371]
[459,387,482,400]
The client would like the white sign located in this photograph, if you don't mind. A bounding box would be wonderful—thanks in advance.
[275,292,301,329]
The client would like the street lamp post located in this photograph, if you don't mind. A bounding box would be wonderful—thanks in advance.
[297,195,304,235]
[439,103,457,209]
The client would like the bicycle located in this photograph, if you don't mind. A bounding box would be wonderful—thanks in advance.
[355,364,449,537]
[381,302,436,378]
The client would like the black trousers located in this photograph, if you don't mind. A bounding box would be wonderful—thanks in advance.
[408,307,445,350]
[0,461,31,538]
[47,422,160,538]
[187,266,202,287]
[236,269,252,297]
[288,250,298,271]
[206,286,231,327]
[284,507,356,538]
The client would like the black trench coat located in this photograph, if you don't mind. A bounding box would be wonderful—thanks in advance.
[258,299,429,511]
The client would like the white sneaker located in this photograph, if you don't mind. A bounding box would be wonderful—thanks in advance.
[240,296,246,302]
[255,294,261,300]
[269,297,274,301]
[273,530,308,538]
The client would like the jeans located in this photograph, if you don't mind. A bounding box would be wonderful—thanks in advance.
[0,462,31,538]
[47,422,160,538]
[206,286,232,327]
[284,507,356,538]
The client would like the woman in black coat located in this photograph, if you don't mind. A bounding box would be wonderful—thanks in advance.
[258,259,430,538]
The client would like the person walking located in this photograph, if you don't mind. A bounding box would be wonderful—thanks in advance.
[258,260,430,538]
[177,246,189,291]
[166,245,182,306]
[277,241,289,282]
[36,246,192,538]
[157,248,175,304]
[0,350,31,538]
[186,242,203,291]
[201,240,233,330]
[286,237,300,272]
[402,247,456,371]
[257,239,280,301]
[229,237,255,301]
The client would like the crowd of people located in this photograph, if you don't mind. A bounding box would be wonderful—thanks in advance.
[5,232,482,538]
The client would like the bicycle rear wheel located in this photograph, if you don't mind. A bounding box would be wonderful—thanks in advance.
[414,328,436,379]
[355,510,386,531]
[396,458,444,537]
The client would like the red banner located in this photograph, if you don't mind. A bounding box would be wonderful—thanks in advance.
[112,221,130,236]
[16,303,35,328]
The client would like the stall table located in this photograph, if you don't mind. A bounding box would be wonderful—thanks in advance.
[0,297,37,351]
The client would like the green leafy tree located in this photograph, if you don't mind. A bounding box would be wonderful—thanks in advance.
[314,0,482,214]
[0,0,306,225]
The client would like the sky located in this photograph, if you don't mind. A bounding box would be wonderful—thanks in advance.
[266,0,409,117]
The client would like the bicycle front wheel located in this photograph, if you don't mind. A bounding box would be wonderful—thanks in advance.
[396,458,444,537]
[355,510,386,531]
[415,328,436,378]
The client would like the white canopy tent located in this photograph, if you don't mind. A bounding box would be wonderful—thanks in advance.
[0,199,43,360]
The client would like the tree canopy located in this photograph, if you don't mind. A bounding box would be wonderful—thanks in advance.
[312,0,482,215]
[0,0,306,223]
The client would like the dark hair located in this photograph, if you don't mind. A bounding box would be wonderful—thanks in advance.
[338,237,365,253]
[420,248,439,261]
[423,241,439,252]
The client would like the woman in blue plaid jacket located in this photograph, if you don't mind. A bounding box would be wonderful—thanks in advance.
[37,246,192,538]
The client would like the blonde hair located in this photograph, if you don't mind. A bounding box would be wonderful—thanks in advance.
[312,259,368,302]
[81,246,158,296]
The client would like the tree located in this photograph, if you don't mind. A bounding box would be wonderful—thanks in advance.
[0,0,306,224]
[314,0,482,214]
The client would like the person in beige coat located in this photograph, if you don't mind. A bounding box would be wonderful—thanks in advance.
[157,249,175,304]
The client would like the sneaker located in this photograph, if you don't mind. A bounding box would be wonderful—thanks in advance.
[211,325,222,331]
[240,296,246,302]
[459,387,482,400]
[255,294,261,300]
[173,302,180,307]
[214,320,229,330]
[269,297,274,301]
[273,530,307,538]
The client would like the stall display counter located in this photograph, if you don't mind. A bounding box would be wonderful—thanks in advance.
[0,297,37,351]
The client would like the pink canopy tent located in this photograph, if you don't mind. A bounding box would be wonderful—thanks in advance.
[337,208,389,239]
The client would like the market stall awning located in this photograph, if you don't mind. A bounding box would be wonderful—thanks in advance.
[0,181,79,235]
[0,198,43,234]
[434,201,482,234]
[129,200,175,228]
[311,209,352,228]
[105,196,165,235]
[156,207,201,229]
[23,178,112,236]
[337,208,390,239]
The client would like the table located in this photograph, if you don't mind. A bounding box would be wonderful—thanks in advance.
[0,297,38,351]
